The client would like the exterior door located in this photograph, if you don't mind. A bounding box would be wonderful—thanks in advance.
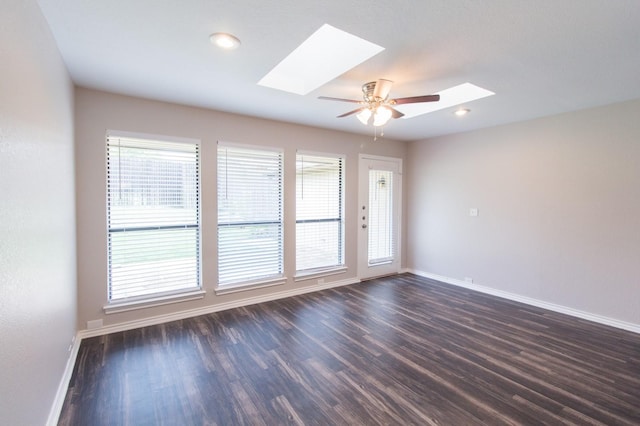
[358,154,402,280]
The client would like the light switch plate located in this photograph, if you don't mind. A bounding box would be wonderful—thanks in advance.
[469,208,479,217]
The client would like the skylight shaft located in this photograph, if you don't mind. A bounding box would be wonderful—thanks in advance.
[258,24,384,95]
[398,83,495,118]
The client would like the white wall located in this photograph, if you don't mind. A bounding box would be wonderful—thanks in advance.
[406,99,640,327]
[75,87,407,330]
[0,1,77,424]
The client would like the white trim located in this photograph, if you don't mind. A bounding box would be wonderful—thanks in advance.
[105,133,203,310]
[49,276,360,422]
[295,152,346,274]
[48,270,638,424]
[296,149,345,159]
[294,266,347,282]
[217,139,283,153]
[408,269,640,335]
[106,129,200,145]
[214,277,287,295]
[359,153,403,174]
[358,154,403,280]
[79,277,361,338]
[216,143,285,287]
[104,290,206,314]
[46,333,82,426]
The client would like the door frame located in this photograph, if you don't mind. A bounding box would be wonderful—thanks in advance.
[357,154,403,280]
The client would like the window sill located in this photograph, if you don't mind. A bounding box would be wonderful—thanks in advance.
[104,289,206,314]
[215,277,287,296]
[294,266,347,282]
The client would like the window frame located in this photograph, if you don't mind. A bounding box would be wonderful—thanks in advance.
[294,150,346,279]
[216,141,286,294]
[104,130,204,312]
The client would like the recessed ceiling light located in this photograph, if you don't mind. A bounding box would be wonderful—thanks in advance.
[454,108,470,116]
[210,33,241,50]
[258,24,384,95]
[398,83,494,118]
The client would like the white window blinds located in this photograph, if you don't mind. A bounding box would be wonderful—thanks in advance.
[217,144,283,286]
[106,134,200,301]
[368,169,394,265]
[296,153,344,273]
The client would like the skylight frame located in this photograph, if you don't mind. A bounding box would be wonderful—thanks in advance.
[258,24,384,96]
[397,83,495,118]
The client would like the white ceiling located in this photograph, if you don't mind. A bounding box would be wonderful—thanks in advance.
[37,0,640,141]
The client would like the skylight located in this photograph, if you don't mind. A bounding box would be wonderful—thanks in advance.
[258,24,384,95]
[398,83,495,118]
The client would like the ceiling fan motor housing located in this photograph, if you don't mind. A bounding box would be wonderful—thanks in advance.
[362,79,393,103]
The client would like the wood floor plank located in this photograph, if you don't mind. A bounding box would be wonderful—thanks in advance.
[59,274,640,425]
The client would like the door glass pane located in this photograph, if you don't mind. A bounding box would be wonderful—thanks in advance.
[368,169,393,265]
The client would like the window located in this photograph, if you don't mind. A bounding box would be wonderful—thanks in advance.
[217,143,283,287]
[296,153,344,273]
[106,133,201,302]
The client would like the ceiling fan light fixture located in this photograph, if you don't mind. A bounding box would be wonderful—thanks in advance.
[319,78,439,132]
[356,108,372,125]
[373,106,392,127]
[210,33,241,50]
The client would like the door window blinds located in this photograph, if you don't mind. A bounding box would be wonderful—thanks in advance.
[106,134,200,301]
[296,154,344,272]
[217,144,283,286]
[368,169,394,265]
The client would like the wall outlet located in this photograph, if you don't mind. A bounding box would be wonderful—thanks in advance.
[469,208,479,217]
[87,319,103,329]
[464,277,474,283]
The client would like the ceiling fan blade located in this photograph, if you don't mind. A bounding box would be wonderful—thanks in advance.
[392,94,440,105]
[373,79,393,99]
[389,107,404,119]
[318,96,362,104]
[337,107,365,118]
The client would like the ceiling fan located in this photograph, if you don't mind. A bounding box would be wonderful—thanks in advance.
[319,79,440,127]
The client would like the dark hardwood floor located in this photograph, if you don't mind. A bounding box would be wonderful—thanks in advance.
[59,274,640,425]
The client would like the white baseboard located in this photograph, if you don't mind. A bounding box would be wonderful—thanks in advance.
[48,270,636,424]
[47,333,82,426]
[407,269,640,334]
[79,277,361,339]
[48,277,360,424]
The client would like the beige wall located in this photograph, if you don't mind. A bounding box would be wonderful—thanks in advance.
[406,99,640,326]
[75,87,407,329]
[0,1,77,424]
